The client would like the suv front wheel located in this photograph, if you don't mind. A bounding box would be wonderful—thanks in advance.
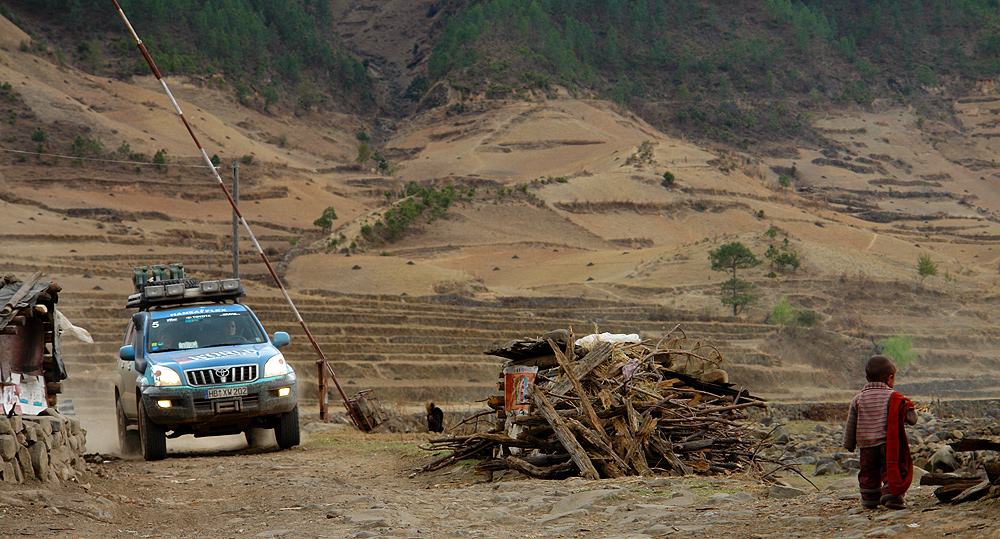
[274,406,300,449]
[139,399,167,461]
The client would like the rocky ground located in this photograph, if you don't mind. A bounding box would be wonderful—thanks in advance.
[2,410,1000,539]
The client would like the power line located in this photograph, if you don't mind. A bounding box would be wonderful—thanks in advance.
[0,146,219,169]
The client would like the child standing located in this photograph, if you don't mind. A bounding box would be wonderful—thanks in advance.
[843,355,918,509]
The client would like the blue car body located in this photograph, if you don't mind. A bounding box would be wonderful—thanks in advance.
[115,290,299,460]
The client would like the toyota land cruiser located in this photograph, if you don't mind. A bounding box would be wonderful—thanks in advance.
[115,264,299,460]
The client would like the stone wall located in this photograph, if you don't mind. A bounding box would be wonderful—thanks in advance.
[0,408,87,484]
[754,398,1000,423]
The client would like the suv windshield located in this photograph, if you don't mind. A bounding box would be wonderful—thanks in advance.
[148,311,265,353]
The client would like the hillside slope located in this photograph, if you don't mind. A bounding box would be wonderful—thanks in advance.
[4,12,1000,407]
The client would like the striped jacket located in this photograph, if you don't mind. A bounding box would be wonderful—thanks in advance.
[843,382,894,450]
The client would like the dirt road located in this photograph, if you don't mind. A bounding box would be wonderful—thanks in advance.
[1,412,998,539]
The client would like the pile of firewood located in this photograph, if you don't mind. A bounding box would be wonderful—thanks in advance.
[419,326,772,480]
[922,439,1000,503]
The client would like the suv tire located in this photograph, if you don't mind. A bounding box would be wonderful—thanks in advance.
[139,400,167,461]
[116,396,140,456]
[274,406,300,449]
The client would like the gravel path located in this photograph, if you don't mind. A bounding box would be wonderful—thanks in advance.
[1,415,998,539]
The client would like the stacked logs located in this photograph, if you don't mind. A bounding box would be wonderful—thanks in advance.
[419,327,769,480]
[922,439,1000,504]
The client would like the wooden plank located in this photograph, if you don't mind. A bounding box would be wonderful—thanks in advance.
[0,272,41,316]
[950,479,992,504]
[951,438,1000,452]
[419,439,496,473]
[531,386,601,480]
[622,413,656,476]
[503,455,576,479]
[549,338,608,440]
[549,341,613,397]
[646,434,692,475]
[674,439,714,453]
[625,398,640,433]
[566,418,626,476]
[920,472,982,486]
[610,415,638,474]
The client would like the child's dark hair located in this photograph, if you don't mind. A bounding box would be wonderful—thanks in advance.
[865,355,896,382]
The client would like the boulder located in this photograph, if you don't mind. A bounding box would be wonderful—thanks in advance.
[930,446,961,473]
[0,434,16,461]
[27,441,50,481]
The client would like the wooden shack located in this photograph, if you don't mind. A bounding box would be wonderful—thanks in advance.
[0,272,67,413]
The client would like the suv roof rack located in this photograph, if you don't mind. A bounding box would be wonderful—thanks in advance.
[127,264,244,310]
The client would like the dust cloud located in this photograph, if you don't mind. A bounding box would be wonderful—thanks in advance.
[66,403,249,457]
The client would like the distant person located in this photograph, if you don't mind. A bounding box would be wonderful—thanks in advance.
[842,355,918,510]
[426,402,444,433]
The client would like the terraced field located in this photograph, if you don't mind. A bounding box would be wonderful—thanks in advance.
[51,273,1000,426]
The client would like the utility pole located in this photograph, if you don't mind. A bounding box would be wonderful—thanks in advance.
[231,161,240,283]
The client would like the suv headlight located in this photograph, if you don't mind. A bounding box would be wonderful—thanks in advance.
[153,366,182,386]
[264,353,289,377]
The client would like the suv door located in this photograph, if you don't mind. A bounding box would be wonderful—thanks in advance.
[117,319,141,417]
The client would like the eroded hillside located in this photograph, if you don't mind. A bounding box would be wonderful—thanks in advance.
[4,10,1000,407]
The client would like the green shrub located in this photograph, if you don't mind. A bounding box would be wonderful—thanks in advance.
[403,76,429,101]
[769,297,818,327]
[662,171,676,187]
[770,297,794,325]
[795,309,818,327]
[153,149,168,170]
[313,207,339,232]
[269,133,288,147]
[357,141,371,163]
[917,253,937,282]
[878,333,916,368]
[0,81,16,102]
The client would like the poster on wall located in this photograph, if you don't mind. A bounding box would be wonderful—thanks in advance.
[16,375,47,415]
[503,365,537,415]
[1,373,20,415]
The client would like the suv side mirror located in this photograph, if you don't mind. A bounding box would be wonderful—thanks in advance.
[272,332,290,348]
[119,345,136,361]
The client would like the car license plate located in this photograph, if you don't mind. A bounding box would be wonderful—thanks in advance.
[205,386,248,399]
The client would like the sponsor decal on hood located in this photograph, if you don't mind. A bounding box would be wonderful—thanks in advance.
[174,349,259,363]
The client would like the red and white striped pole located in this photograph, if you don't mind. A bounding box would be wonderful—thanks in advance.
[110,0,359,427]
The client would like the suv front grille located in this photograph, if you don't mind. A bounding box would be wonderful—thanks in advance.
[194,394,259,413]
[186,364,258,386]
